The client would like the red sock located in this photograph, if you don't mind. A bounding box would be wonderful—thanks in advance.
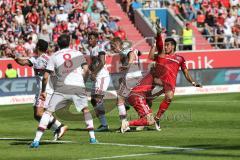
[129,117,148,126]
[156,99,171,119]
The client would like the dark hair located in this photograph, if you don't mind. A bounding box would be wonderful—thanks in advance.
[36,39,48,52]
[111,37,123,45]
[7,63,12,69]
[165,38,177,51]
[88,32,98,39]
[57,34,70,49]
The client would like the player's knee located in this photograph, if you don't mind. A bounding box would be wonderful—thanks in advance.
[165,93,174,102]
[91,95,104,107]
[34,114,42,122]
[34,109,44,121]
[82,107,90,113]
[34,113,41,122]
[92,96,105,115]
[117,96,125,105]
[91,97,97,106]
[91,96,101,107]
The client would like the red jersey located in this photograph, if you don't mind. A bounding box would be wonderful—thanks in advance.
[154,54,187,85]
[132,54,186,93]
[132,33,187,93]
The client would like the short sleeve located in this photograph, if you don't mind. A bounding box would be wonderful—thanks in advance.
[46,56,55,72]
[28,56,36,66]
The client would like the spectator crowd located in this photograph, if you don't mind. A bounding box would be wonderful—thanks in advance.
[121,0,240,49]
[0,0,127,58]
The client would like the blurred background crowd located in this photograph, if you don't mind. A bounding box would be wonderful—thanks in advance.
[122,0,240,49]
[0,0,239,58]
[0,0,127,57]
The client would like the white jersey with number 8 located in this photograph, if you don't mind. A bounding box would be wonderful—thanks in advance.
[46,48,87,95]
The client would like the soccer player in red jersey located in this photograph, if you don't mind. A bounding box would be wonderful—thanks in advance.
[121,26,202,132]
[150,26,202,127]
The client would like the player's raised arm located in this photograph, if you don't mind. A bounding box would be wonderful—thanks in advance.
[155,21,164,56]
[149,21,163,60]
[148,39,156,60]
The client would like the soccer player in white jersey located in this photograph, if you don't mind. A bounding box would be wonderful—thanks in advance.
[7,39,67,140]
[30,34,97,148]
[110,37,142,130]
[87,32,110,132]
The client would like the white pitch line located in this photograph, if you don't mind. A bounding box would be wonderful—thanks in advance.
[42,140,73,143]
[0,137,73,143]
[0,138,27,140]
[0,138,203,151]
[98,142,204,151]
[79,153,158,160]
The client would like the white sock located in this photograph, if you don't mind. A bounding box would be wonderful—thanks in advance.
[34,112,51,141]
[89,130,95,139]
[118,103,127,120]
[34,131,43,142]
[84,111,94,130]
[51,119,62,131]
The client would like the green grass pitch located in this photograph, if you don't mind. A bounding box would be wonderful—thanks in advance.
[0,93,239,160]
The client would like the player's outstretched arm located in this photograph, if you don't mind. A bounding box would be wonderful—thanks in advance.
[6,52,32,66]
[14,57,32,66]
[182,69,202,87]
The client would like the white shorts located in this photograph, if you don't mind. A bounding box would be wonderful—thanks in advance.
[91,76,110,96]
[47,92,88,112]
[34,79,54,108]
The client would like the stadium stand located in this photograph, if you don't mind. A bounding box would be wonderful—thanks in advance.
[0,0,150,58]
[119,0,240,49]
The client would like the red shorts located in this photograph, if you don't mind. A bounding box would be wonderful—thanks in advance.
[131,73,154,93]
[161,77,176,92]
[132,72,176,94]
[127,93,152,118]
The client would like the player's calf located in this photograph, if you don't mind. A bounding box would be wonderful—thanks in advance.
[82,107,98,143]
[33,107,44,122]
[91,96,108,131]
